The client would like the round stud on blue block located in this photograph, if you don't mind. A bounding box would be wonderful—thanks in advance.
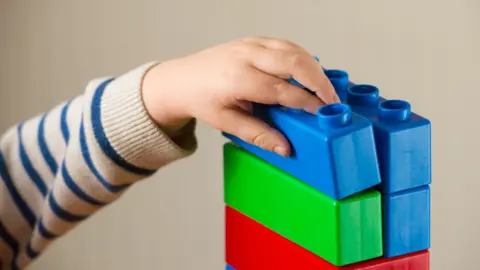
[348,84,380,106]
[379,100,411,122]
[317,103,352,128]
[324,69,349,93]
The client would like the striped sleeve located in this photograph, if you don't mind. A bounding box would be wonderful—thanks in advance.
[0,62,198,269]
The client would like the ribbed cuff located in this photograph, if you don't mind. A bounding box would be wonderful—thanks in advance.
[99,62,198,170]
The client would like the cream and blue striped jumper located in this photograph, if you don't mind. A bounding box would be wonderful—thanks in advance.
[0,62,198,269]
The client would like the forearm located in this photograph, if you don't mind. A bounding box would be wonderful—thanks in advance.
[0,62,197,269]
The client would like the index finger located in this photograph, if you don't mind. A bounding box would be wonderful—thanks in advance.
[285,53,340,104]
[246,47,340,104]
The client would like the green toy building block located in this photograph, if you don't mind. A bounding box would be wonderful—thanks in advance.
[223,143,383,266]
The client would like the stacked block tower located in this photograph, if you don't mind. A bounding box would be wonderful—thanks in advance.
[222,60,431,270]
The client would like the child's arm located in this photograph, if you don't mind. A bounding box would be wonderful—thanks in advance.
[0,37,338,269]
[0,62,198,268]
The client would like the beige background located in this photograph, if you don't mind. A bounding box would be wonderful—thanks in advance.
[0,0,478,269]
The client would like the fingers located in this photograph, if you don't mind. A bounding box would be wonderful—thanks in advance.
[236,70,324,114]
[268,78,325,113]
[218,108,291,157]
[240,40,340,104]
[235,100,253,113]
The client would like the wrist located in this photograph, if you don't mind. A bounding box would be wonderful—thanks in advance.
[141,62,193,138]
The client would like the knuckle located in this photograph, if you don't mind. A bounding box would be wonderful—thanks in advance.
[268,38,297,49]
[231,42,250,57]
[272,80,287,96]
[272,81,296,105]
[239,36,257,43]
[287,51,304,69]
[279,39,299,49]
[273,80,311,107]
[271,39,290,49]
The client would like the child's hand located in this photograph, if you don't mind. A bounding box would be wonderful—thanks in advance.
[142,37,339,156]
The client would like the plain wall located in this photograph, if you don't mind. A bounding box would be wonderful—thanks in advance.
[1,0,479,269]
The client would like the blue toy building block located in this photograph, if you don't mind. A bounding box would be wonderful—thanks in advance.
[223,102,381,200]
[324,69,431,194]
[382,185,430,258]
[226,264,236,270]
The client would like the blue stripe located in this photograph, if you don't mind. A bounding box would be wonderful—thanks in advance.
[80,120,130,193]
[48,193,87,222]
[90,78,157,176]
[0,220,20,270]
[0,151,36,228]
[38,113,58,174]
[60,101,72,143]
[37,220,57,239]
[61,162,106,206]
[26,242,39,259]
[18,124,48,197]
[0,220,18,255]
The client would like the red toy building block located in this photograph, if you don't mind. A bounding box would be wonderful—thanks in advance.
[226,206,429,270]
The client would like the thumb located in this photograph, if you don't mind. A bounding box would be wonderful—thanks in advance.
[218,108,291,157]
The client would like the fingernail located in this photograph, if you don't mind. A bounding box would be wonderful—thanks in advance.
[273,146,289,157]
